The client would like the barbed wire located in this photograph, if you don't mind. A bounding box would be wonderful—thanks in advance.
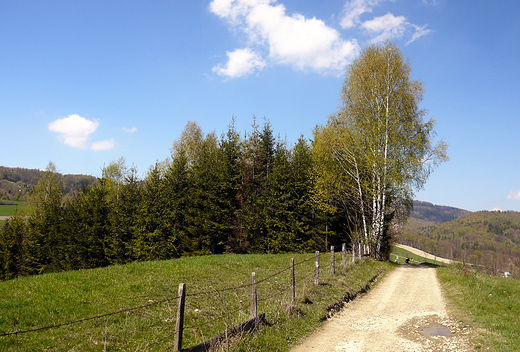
[0,251,340,339]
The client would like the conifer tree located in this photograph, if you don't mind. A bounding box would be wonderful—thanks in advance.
[24,162,65,274]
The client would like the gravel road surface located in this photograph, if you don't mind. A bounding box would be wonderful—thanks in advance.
[291,265,473,352]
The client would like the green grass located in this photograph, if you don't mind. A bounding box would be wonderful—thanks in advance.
[437,265,520,351]
[0,253,393,351]
[0,201,28,216]
[390,245,441,266]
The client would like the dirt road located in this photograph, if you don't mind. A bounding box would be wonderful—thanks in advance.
[395,244,456,265]
[291,265,473,352]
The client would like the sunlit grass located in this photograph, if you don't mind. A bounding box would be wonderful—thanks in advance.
[437,265,520,351]
[0,253,392,351]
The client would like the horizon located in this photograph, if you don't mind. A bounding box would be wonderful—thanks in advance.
[1,1,519,212]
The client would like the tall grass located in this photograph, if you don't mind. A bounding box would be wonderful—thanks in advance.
[437,265,520,351]
[0,253,392,351]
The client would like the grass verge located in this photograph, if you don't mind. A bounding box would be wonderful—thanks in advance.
[390,246,441,265]
[437,265,520,351]
[0,253,392,351]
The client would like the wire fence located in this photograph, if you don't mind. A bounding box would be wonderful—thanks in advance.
[0,243,367,350]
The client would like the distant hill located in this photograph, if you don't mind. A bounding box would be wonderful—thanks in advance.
[404,201,470,232]
[402,206,520,277]
[0,166,96,201]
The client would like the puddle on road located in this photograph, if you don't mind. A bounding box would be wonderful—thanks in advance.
[421,325,454,337]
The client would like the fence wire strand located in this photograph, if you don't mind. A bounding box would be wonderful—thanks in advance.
[0,251,331,339]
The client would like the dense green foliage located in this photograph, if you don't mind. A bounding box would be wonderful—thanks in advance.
[0,119,345,280]
[312,42,447,260]
[402,211,520,277]
[0,252,392,351]
[438,265,520,351]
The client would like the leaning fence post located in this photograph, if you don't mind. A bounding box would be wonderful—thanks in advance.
[250,272,257,319]
[314,251,320,285]
[290,258,295,303]
[331,246,335,274]
[342,243,346,268]
[174,283,186,352]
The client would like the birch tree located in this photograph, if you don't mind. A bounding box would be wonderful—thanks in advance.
[313,41,448,259]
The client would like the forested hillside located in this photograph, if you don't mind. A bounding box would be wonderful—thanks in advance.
[402,210,520,277]
[0,166,96,201]
[405,201,470,231]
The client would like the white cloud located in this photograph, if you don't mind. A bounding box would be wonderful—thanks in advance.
[362,13,407,43]
[210,0,359,77]
[507,191,520,200]
[213,48,266,78]
[246,3,358,72]
[48,114,99,149]
[123,126,138,133]
[210,0,431,78]
[407,24,432,44]
[91,139,115,151]
[362,13,405,32]
[340,0,382,29]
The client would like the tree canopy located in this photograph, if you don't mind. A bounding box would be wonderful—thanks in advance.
[313,41,448,259]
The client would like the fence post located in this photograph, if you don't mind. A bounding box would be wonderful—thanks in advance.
[342,243,346,268]
[314,251,320,285]
[358,243,362,260]
[352,243,355,263]
[290,258,295,303]
[250,272,257,319]
[174,283,186,352]
[331,246,335,274]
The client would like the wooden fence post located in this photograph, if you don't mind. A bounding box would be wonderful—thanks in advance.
[290,258,295,303]
[314,251,320,285]
[342,243,346,268]
[174,283,186,352]
[352,243,355,263]
[250,272,257,319]
[358,243,362,260]
[331,246,335,274]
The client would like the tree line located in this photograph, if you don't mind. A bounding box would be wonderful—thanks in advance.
[0,41,448,280]
[0,118,344,280]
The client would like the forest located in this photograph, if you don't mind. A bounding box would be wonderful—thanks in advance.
[402,209,520,277]
[0,42,446,281]
[0,119,345,280]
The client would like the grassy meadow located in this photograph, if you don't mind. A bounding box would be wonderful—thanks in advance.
[0,201,27,226]
[438,265,520,351]
[0,252,393,351]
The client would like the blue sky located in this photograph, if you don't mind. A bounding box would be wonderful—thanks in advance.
[1,0,519,212]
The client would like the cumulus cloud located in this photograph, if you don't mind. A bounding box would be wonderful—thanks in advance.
[210,0,359,78]
[48,114,99,149]
[91,139,115,151]
[210,0,431,78]
[213,48,266,78]
[507,191,520,200]
[49,114,115,151]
